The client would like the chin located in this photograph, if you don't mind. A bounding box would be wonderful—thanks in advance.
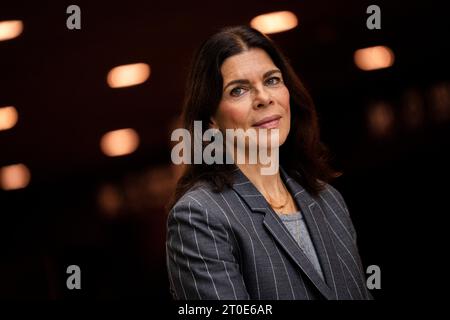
[255,129,288,150]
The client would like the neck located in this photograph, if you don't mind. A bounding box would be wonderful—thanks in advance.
[236,163,285,199]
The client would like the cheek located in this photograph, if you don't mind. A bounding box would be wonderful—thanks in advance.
[277,87,291,135]
[280,87,291,113]
[216,101,250,129]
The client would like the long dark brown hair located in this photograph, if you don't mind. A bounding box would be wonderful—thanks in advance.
[171,25,340,206]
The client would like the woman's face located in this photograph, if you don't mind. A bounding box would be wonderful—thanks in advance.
[211,48,291,149]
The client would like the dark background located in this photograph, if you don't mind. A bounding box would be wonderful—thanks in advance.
[1,0,449,300]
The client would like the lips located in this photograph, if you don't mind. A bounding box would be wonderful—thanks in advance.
[252,115,282,129]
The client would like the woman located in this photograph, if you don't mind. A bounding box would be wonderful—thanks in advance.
[166,25,372,300]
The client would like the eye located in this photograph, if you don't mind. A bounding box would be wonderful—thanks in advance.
[230,87,247,97]
[265,76,281,86]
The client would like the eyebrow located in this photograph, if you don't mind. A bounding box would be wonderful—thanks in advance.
[222,69,282,92]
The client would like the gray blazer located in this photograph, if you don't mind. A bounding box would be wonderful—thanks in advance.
[166,167,372,300]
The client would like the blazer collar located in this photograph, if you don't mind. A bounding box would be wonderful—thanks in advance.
[231,166,346,300]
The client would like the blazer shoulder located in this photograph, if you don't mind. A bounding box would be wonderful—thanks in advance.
[317,182,353,220]
[317,182,358,241]
[320,182,347,207]
[171,180,224,213]
[167,182,233,243]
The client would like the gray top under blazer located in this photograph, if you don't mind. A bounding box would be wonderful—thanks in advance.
[166,167,372,300]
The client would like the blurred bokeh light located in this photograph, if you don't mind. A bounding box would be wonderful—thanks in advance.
[0,163,31,190]
[106,63,151,88]
[0,106,18,131]
[100,128,140,157]
[250,11,298,34]
[354,45,395,71]
[0,20,23,41]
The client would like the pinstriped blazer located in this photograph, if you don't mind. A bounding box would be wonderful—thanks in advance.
[166,167,372,300]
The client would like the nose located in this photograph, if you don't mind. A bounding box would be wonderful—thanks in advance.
[252,85,273,109]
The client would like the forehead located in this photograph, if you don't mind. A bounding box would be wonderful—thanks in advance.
[220,48,277,81]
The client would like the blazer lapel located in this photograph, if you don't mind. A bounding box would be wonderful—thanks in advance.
[281,168,349,300]
[231,168,336,299]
